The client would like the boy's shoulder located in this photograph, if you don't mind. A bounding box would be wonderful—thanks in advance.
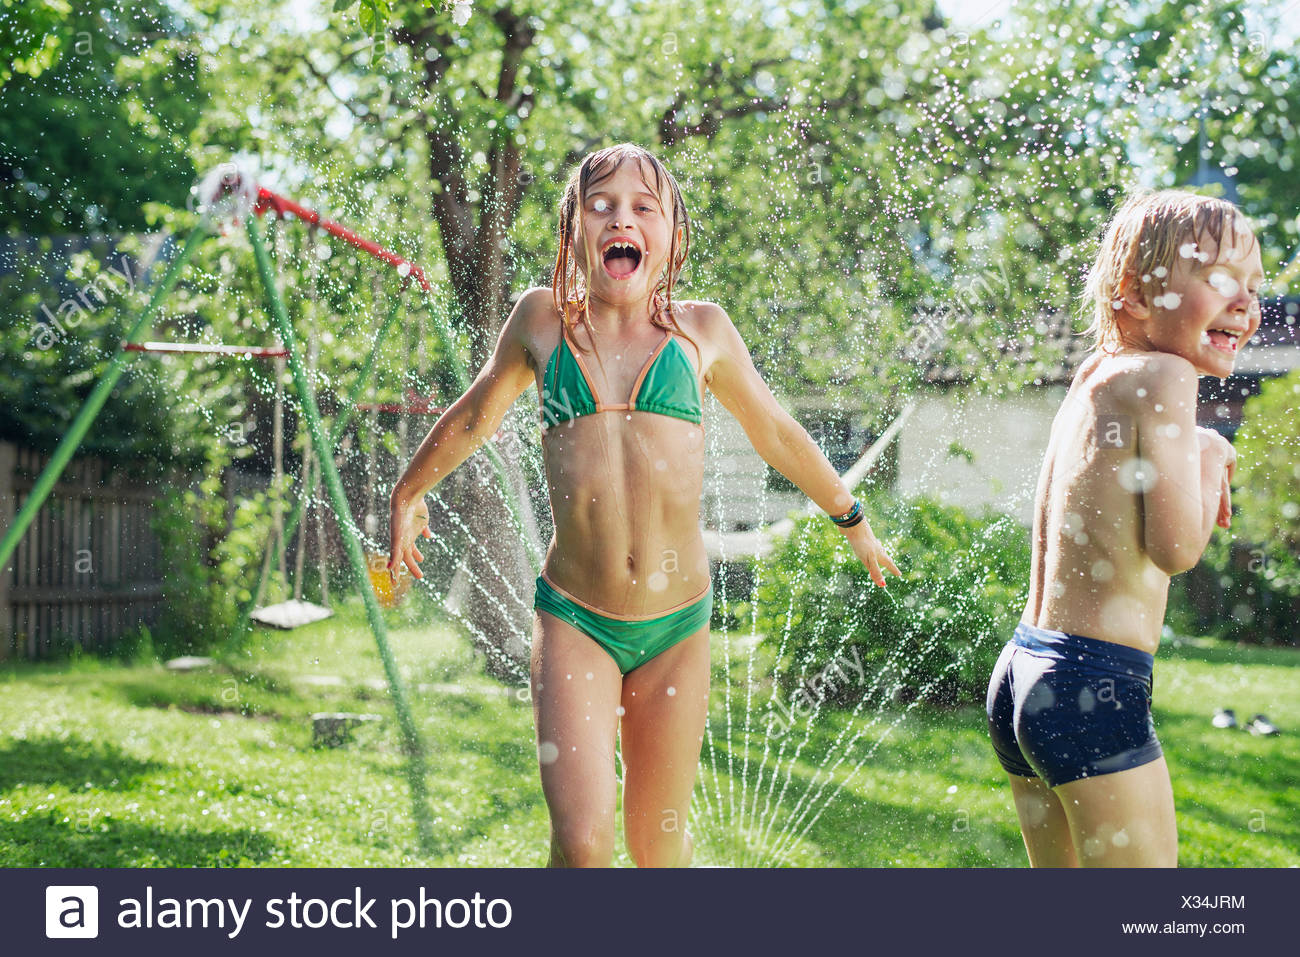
[1081,351,1199,410]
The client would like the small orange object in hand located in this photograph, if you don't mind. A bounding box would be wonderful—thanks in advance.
[368,552,413,609]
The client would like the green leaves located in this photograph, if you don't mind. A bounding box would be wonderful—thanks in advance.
[755,493,1031,708]
[358,1,386,39]
[331,0,392,43]
[0,1,201,233]
[1234,369,1300,598]
[0,0,74,87]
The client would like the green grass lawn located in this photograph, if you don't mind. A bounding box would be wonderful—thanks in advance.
[1,597,1295,867]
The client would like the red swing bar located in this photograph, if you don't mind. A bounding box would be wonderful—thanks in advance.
[124,341,289,357]
[354,402,446,414]
[246,194,449,417]
[354,387,444,415]
[125,182,432,361]
[253,187,434,293]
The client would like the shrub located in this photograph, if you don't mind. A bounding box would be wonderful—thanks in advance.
[1231,371,1300,601]
[1166,370,1300,645]
[1167,537,1300,645]
[755,494,1030,708]
[151,447,284,657]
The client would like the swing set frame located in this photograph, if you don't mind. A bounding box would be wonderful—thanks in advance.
[0,166,538,853]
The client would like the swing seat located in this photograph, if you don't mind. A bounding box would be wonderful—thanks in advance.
[251,598,334,630]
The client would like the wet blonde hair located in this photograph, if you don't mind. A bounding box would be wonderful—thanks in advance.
[550,143,696,360]
[1083,189,1256,353]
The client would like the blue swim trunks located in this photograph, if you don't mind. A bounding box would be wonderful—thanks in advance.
[985,622,1163,788]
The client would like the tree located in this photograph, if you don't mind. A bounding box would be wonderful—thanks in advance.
[1233,369,1300,598]
[0,0,73,89]
[10,0,1298,672]
[0,1,202,233]
[0,2,214,465]
[195,0,1300,674]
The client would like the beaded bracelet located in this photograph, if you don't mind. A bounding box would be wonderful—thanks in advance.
[829,499,864,528]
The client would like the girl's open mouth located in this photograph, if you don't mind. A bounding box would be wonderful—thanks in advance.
[602,240,642,280]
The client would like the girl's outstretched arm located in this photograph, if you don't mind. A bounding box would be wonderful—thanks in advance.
[701,302,901,586]
[388,288,543,580]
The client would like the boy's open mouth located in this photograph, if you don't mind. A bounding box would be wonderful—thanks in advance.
[601,239,642,280]
[1204,327,1243,355]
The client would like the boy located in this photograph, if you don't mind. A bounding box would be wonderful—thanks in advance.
[986,190,1263,866]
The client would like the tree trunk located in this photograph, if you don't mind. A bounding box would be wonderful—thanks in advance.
[395,7,540,682]
[447,462,536,683]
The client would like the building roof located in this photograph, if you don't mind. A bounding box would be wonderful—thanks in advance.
[918,307,1090,387]
[919,296,1300,387]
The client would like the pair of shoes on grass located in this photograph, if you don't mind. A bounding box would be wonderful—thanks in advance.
[1212,708,1280,736]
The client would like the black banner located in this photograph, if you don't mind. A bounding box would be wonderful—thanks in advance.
[8,867,1294,955]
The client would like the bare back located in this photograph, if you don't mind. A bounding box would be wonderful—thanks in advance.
[518,297,716,615]
[1023,353,1176,654]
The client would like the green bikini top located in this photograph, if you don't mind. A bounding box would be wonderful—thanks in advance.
[540,324,703,430]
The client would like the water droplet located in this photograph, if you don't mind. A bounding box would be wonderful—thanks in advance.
[1025,682,1056,713]
[1208,272,1239,297]
[1117,458,1158,493]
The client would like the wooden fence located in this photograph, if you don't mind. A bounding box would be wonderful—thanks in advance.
[0,423,540,661]
[0,433,409,661]
[0,441,168,660]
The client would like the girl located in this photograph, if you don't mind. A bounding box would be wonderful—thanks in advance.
[389,143,899,867]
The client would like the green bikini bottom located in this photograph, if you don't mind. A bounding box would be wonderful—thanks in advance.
[533,573,713,674]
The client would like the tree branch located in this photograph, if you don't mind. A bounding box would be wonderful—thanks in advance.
[301,52,379,123]
[483,5,536,227]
